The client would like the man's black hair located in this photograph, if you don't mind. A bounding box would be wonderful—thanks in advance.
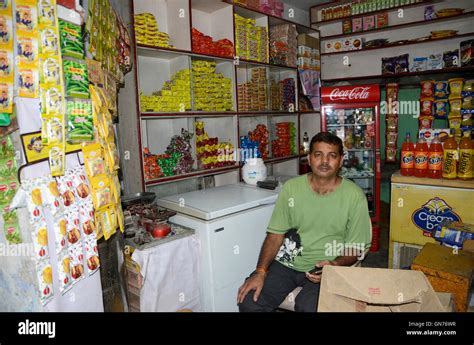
[309,132,344,155]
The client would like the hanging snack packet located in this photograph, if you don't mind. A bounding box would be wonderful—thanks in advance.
[434,99,449,119]
[56,173,77,209]
[57,249,73,294]
[84,236,100,275]
[65,205,81,245]
[39,57,61,85]
[420,80,434,99]
[32,221,49,259]
[22,177,45,224]
[38,0,57,27]
[39,28,59,56]
[18,67,39,97]
[434,81,448,99]
[448,78,463,99]
[52,217,67,253]
[58,19,84,59]
[35,259,53,305]
[68,242,85,283]
[98,206,116,240]
[49,143,65,177]
[449,98,462,115]
[41,177,63,215]
[63,60,89,98]
[79,203,95,237]
[15,1,38,34]
[420,99,433,116]
[91,176,112,210]
[2,206,22,244]
[69,166,91,202]
[83,143,107,178]
[67,100,94,143]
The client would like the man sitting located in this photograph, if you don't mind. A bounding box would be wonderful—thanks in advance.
[237,131,372,312]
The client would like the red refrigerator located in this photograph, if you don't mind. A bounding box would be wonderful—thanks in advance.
[320,85,381,250]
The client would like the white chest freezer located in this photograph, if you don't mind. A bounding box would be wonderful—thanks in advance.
[156,184,279,312]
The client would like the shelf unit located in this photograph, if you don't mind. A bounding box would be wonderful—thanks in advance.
[131,0,322,190]
[310,0,474,82]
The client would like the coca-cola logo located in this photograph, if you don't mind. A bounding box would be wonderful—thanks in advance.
[329,87,371,101]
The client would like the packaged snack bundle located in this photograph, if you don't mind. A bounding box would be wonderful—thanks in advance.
[63,60,89,98]
[67,100,94,143]
[58,19,84,59]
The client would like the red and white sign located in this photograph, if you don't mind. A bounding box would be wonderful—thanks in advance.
[321,85,380,104]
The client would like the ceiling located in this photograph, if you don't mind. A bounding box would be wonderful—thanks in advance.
[287,0,331,11]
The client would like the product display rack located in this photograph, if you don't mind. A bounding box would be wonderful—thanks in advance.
[310,0,474,82]
[132,0,321,189]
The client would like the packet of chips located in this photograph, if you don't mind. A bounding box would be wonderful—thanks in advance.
[35,259,54,305]
[91,176,112,210]
[68,242,85,284]
[84,236,100,275]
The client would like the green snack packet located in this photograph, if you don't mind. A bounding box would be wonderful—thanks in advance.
[63,60,90,98]
[67,100,94,143]
[2,207,22,244]
[59,19,85,59]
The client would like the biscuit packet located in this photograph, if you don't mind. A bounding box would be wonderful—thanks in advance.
[97,206,116,240]
[22,177,46,224]
[52,216,67,253]
[68,166,92,203]
[35,259,54,305]
[84,236,100,275]
[82,143,107,178]
[56,173,77,209]
[57,249,73,294]
[65,205,81,246]
[91,176,112,211]
[68,242,85,284]
[41,177,63,215]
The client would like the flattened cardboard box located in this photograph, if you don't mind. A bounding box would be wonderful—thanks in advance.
[318,266,447,312]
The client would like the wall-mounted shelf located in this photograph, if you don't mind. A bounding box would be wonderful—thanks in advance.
[310,0,437,25]
[321,32,474,56]
[322,65,474,83]
[319,11,474,41]
[132,0,322,189]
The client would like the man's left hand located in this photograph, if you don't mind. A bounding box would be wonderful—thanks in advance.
[305,260,336,283]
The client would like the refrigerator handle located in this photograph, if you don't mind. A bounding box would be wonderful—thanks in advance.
[214,227,225,233]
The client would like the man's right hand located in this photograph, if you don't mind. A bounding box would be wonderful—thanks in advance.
[237,272,266,304]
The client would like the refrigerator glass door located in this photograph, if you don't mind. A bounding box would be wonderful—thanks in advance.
[324,106,377,219]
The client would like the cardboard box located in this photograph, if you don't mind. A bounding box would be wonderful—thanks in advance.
[342,37,363,51]
[311,48,320,59]
[318,266,447,312]
[463,239,474,253]
[324,39,342,53]
[412,243,474,312]
[297,34,319,49]
[298,45,312,58]
[376,13,389,28]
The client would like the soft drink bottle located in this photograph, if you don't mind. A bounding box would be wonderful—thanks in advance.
[400,132,414,176]
[442,131,458,179]
[427,133,443,179]
[414,133,428,178]
[458,131,473,180]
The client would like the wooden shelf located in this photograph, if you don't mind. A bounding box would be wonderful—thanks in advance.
[311,0,437,26]
[137,44,234,61]
[321,32,474,56]
[238,111,299,116]
[264,155,299,164]
[320,11,474,41]
[228,0,318,33]
[391,170,474,189]
[140,112,238,118]
[145,165,240,186]
[322,65,474,83]
[239,58,297,70]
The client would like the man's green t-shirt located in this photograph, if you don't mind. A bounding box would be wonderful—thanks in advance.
[267,174,372,272]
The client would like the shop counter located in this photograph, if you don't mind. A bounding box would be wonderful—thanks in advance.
[389,171,474,269]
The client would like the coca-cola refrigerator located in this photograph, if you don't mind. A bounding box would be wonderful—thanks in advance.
[321,85,381,244]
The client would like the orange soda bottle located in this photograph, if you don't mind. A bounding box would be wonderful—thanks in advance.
[414,133,428,178]
[427,133,443,179]
[442,131,458,179]
[400,132,414,176]
[458,131,473,180]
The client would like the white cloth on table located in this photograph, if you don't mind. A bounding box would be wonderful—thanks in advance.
[132,235,201,312]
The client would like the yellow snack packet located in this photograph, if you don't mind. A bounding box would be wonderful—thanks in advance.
[91,176,112,210]
[82,143,107,178]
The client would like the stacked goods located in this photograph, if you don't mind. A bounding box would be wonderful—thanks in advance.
[270,24,297,67]
[191,28,234,58]
[133,13,171,48]
[195,121,235,170]
[447,78,463,142]
[259,0,284,17]
[385,83,399,163]
[272,122,296,158]
[238,68,267,112]
[234,14,268,63]
[143,148,162,180]
[297,34,320,71]
[462,80,473,131]
[270,79,281,111]
[240,124,269,160]
[139,69,191,112]
[142,129,194,179]
[280,78,296,111]
[192,60,233,111]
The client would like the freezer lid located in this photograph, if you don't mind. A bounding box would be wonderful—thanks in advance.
[155,184,279,220]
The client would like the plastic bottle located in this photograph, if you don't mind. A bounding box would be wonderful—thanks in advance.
[458,131,473,180]
[442,131,458,180]
[400,132,414,176]
[414,133,428,178]
[303,132,310,154]
[427,133,443,179]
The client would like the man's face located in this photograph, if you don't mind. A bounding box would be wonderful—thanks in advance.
[308,142,343,179]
